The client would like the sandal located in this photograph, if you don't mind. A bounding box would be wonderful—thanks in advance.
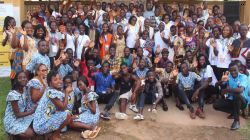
[81,126,101,139]
[88,126,101,139]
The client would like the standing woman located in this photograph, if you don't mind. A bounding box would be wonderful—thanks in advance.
[33,24,47,48]
[99,23,113,59]
[2,16,18,66]
[125,16,140,52]
[18,20,37,70]
[33,70,72,140]
[26,64,48,112]
[113,25,126,58]
[4,71,36,138]
[214,25,234,80]
[48,21,61,69]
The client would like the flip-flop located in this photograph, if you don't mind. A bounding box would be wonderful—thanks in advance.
[81,130,93,139]
[88,126,101,139]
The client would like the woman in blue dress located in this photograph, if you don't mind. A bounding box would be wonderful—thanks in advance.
[4,71,36,138]
[26,63,47,112]
[70,76,100,130]
[33,70,72,140]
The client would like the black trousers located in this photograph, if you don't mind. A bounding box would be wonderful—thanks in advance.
[97,92,119,112]
[213,94,247,121]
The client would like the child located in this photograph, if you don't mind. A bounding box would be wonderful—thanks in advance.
[4,71,36,138]
[33,70,72,140]
[71,76,100,132]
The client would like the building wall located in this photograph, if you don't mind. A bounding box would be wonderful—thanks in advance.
[3,0,250,26]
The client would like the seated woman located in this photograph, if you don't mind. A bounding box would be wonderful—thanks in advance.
[4,71,36,138]
[33,70,72,140]
[174,62,209,119]
[113,63,140,120]
[134,70,163,120]
[70,76,100,131]
[26,64,47,112]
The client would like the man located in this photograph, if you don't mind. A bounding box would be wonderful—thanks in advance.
[103,46,121,73]
[93,61,118,120]
[231,24,250,65]
[213,62,249,130]
[175,62,209,119]
[26,40,50,76]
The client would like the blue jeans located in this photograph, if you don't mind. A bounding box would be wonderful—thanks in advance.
[137,92,157,109]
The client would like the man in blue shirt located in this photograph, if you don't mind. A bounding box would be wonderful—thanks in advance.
[93,61,118,120]
[213,62,249,130]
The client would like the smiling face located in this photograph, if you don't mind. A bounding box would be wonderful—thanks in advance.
[102,23,109,33]
[147,71,155,82]
[24,22,33,36]
[38,40,49,55]
[36,64,48,78]
[50,74,62,90]
[124,47,130,57]
[78,80,87,91]
[229,65,238,79]
[17,72,28,87]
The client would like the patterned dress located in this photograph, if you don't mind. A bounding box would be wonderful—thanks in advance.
[26,53,51,73]
[4,90,33,135]
[66,91,75,113]
[33,88,68,135]
[74,91,100,125]
[26,79,44,112]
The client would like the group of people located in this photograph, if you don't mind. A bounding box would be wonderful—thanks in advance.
[2,0,250,139]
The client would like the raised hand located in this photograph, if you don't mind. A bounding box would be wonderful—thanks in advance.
[65,86,73,94]
[53,58,61,67]
[73,59,80,67]
[172,66,179,77]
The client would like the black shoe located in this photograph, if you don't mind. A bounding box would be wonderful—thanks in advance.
[230,120,240,130]
[162,104,168,111]
[227,114,234,119]
[176,104,184,111]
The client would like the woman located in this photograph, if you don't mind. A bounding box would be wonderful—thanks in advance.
[33,24,47,48]
[33,70,72,140]
[140,18,154,39]
[134,70,163,120]
[125,16,140,52]
[71,76,100,130]
[26,64,47,112]
[19,20,37,70]
[4,71,36,138]
[99,23,113,59]
[136,30,154,58]
[113,25,126,58]
[162,14,174,31]
[2,16,17,66]
[76,23,90,60]
[214,25,234,80]
[48,21,61,69]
